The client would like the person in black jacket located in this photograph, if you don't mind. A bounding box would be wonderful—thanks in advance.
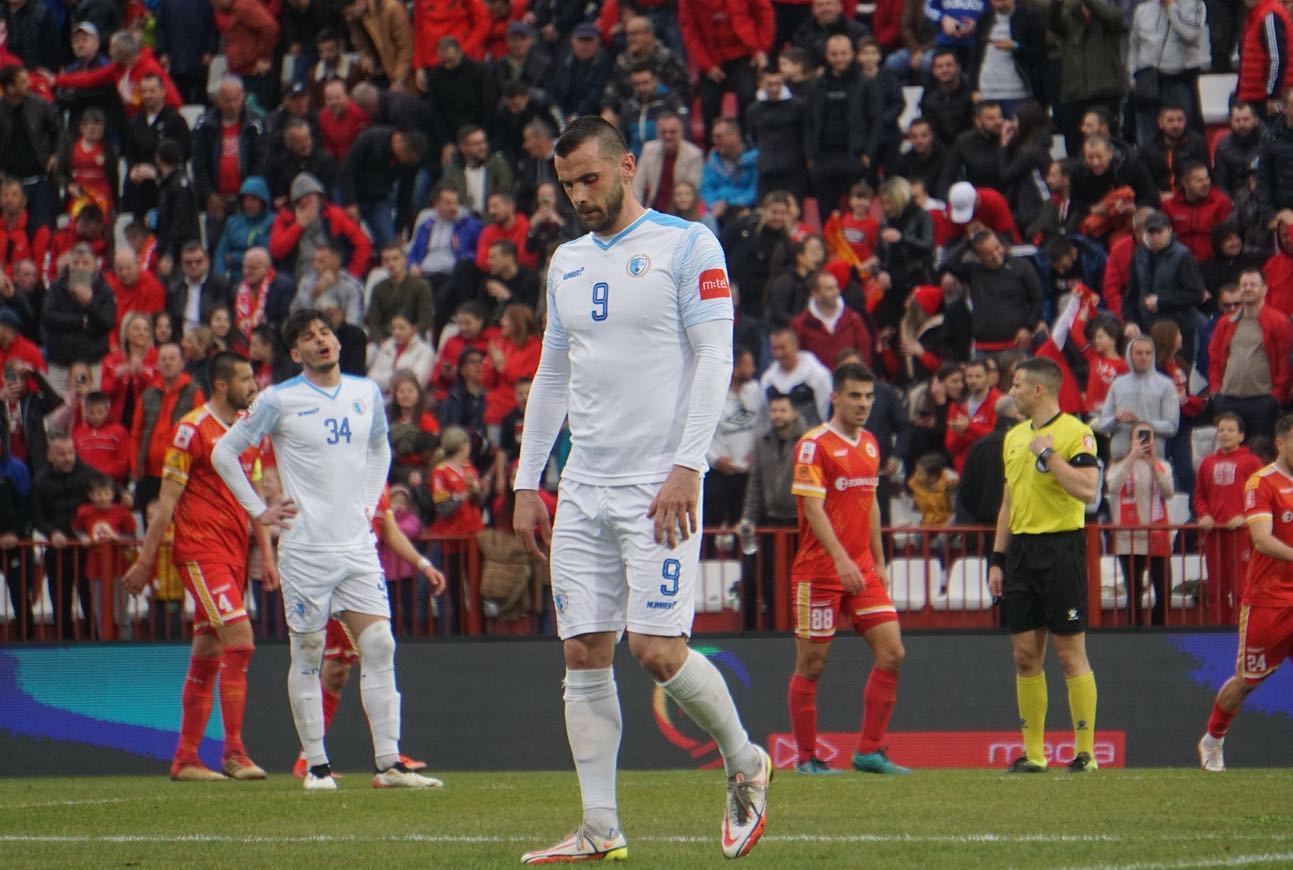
[122,73,192,221]
[804,35,880,215]
[917,49,975,147]
[722,193,792,354]
[192,79,266,257]
[41,245,116,391]
[875,176,934,328]
[0,446,35,638]
[947,231,1044,356]
[891,117,945,194]
[155,139,200,273]
[1140,103,1209,193]
[1123,211,1206,360]
[936,100,1007,198]
[746,67,808,199]
[1256,90,1293,225]
[971,0,1047,112]
[863,378,912,527]
[337,125,427,248]
[1212,101,1265,199]
[3,0,60,73]
[425,36,499,143]
[1070,134,1161,219]
[954,395,1021,538]
[33,436,97,639]
[858,38,904,175]
[1,358,61,480]
[791,0,870,67]
[0,65,62,230]
[263,117,338,208]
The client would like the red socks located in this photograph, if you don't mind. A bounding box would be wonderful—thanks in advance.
[322,688,341,733]
[858,668,900,755]
[787,673,818,766]
[219,646,253,758]
[1207,700,1236,739]
[175,656,221,764]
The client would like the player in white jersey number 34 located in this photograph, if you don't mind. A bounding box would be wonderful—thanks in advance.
[513,116,772,863]
[213,309,442,792]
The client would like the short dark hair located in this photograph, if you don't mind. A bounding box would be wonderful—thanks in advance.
[85,390,110,406]
[316,28,342,45]
[1238,267,1265,285]
[456,300,487,321]
[554,115,628,160]
[156,138,183,167]
[832,362,875,392]
[1232,100,1258,117]
[975,100,1002,117]
[87,473,114,495]
[779,46,812,69]
[1158,101,1186,116]
[489,238,518,259]
[930,47,958,65]
[181,239,205,257]
[1179,160,1209,180]
[0,65,23,89]
[970,230,998,250]
[937,361,964,381]
[1215,411,1245,434]
[964,358,988,374]
[1277,415,1293,440]
[1083,105,1115,131]
[908,116,932,132]
[501,80,530,99]
[456,123,485,145]
[1017,356,1062,394]
[282,307,329,348]
[458,347,484,367]
[396,130,429,162]
[210,350,249,389]
[627,60,656,77]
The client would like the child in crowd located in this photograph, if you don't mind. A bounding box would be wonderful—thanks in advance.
[124,221,159,274]
[908,453,958,528]
[71,475,138,637]
[430,426,486,634]
[58,108,117,217]
[71,392,131,486]
[378,484,426,635]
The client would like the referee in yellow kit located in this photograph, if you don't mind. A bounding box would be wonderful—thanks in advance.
[988,357,1101,773]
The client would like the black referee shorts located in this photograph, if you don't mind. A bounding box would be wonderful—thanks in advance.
[1002,531,1087,635]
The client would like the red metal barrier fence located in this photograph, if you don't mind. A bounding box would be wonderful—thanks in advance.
[0,522,1247,643]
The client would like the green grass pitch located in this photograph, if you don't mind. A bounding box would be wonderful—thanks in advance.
[1,769,1290,868]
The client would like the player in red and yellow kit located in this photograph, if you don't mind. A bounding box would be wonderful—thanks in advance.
[290,486,446,777]
[123,352,294,782]
[1199,414,1293,772]
[787,363,909,776]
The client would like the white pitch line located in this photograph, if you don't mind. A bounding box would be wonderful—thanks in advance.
[0,798,133,810]
[1073,851,1293,870]
[1,833,1291,847]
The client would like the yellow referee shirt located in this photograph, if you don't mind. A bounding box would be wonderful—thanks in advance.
[1003,412,1098,535]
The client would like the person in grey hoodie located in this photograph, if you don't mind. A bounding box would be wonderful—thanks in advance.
[1094,334,1179,459]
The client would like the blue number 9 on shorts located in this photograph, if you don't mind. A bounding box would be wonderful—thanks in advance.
[660,558,681,596]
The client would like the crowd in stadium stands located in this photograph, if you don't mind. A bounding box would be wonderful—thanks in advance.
[1,0,1291,638]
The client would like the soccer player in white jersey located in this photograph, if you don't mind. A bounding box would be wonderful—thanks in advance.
[513,116,772,863]
[211,308,441,791]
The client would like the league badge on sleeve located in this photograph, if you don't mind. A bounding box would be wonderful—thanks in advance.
[798,441,816,463]
[172,423,194,449]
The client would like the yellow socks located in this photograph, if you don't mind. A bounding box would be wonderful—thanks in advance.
[1015,673,1048,765]
[1066,671,1097,757]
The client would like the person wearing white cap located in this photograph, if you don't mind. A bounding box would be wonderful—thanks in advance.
[947,180,1020,243]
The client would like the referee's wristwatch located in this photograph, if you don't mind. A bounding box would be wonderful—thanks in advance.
[1035,446,1055,472]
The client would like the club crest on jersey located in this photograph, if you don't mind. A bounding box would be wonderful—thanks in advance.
[864,442,878,459]
[353,399,367,415]
[626,254,650,277]
[1283,511,1293,523]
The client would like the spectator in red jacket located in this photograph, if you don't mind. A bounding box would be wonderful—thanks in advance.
[790,270,872,370]
[105,249,167,337]
[319,80,372,162]
[52,31,181,117]
[71,392,131,484]
[0,305,42,378]
[1262,222,1293,317]
[678,0,774,140]
[1162,163,1233,262]
[213,0,281,110]
[268,172,373,279]
[413,0,490,76]
[1193,411,1263,623]
[474,191,535,271]
[430,300,497,400]
[946,181,1021,243]
[99,312,157,424]
[482,303,541,425]
[0,179,49,276]
[1100,206,1153,324]
[1208,268,1293,441]
[944,358,1000,472]
[1236,0,1293,116]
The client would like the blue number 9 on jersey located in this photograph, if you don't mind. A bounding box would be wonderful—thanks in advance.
[660,558,681,596]
[324,417,352,444]
[591,282,609,321]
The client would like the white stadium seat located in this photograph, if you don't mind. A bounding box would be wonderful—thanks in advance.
[1198,73,1238,125]
[940,558,991,610]
[899,86,923,133]
[179,104,204,129]
[1170,553,1206,607]
[887,558,937,611]
[697,560,741,614]
[1100,555,1126,610]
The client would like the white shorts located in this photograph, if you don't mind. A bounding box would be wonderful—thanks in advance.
[278,545,390,634]
[550,479,698,640]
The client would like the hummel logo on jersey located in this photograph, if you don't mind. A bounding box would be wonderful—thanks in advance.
[647,600,677,610]
[563,267,584,280]
[1068,609,1079,620]
[296,407,319,417]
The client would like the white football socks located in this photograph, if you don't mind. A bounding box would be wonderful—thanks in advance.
[356,621,402,771]
[660,649,757,777]
[564,667,622,839]
[288,630,328,766]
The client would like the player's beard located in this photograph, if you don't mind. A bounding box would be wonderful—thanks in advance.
[578,178,625,234]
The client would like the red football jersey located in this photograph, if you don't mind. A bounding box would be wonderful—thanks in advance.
[790,425,880,584]
[162,405,261,568]
[72,502,137,580]
[1243,464,1293,607]
[430,462,484,537]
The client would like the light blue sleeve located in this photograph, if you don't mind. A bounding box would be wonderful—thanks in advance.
[369,380,388,440]
[674,224,735,330]
[234,386,283,446]
[543,261,569,349]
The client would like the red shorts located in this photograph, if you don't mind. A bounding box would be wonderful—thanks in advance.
[793,575,898,642]
[1236,603,1293,684]
[324,617,359,663]
[178,561,248,635]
